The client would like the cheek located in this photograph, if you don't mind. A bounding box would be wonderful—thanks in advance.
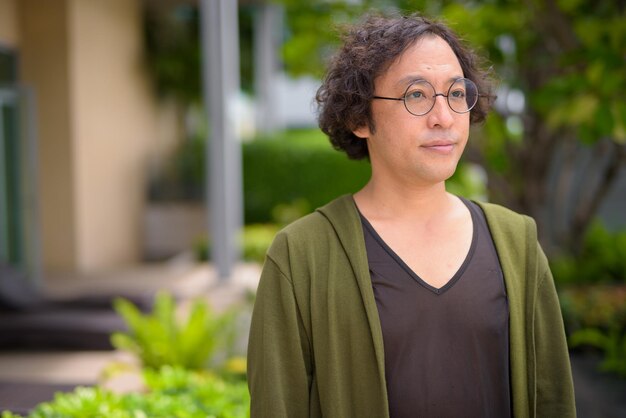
[457,115,470,137]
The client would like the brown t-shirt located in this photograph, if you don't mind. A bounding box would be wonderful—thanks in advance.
[359,197,511,418]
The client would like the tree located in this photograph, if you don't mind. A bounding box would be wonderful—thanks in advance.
[277,0,626,254]
[142,2,256,104]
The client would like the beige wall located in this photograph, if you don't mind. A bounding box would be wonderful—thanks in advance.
[70,0,161,271]
[0,0,19,47]
[19,0,78,271]
[16,0,180,274]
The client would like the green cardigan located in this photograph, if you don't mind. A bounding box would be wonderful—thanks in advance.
[248,195,576,417]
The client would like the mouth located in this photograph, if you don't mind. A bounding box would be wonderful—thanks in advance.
[420,140,456,154]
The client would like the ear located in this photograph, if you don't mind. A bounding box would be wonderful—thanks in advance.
[352,124,371,139]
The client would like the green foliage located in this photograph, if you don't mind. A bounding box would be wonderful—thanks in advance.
[193,223,280,264]
[559,284,626,377]
[143,4,201,104]
[570,326,626,377]
[242,129,371,223]
[560,285,626,331]
[240,224,281,263]
[278,0,360,78]
[142,4,256,103]
[111,292,236,370]
[554,221,626,378]
[3,366,249,418]
[551,222,626,286]
[445,163,487,201]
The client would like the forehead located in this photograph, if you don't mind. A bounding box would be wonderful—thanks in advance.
[378,35,463,88]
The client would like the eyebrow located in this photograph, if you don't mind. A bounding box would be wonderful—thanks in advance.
[395,75,463,88]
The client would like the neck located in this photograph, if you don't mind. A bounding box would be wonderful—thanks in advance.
[354,176,455,223]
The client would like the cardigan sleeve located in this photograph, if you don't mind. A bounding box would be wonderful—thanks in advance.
[247,255,312,418]
[533,246,577,417]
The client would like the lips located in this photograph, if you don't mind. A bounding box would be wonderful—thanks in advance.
[420,140,456,154]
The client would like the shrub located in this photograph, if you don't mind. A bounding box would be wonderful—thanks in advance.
[193,223,280,264]
[569,325,626,378]
[2,366,250,418]
[560,285,626,332]
[559,284,626,377]
[240,224,280,263]
[551,222,626,286]
[552,223,626,377]
[242,129,371,223]
[111,292,237,370]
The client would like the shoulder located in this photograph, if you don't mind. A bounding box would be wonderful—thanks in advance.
[267,195,356,260]
[474,201,543,271]
[474,200,536,240]
[473,203,554,301]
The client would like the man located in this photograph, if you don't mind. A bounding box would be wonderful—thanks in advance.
[248,13,575,418]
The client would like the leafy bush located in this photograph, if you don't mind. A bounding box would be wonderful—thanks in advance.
[551,222,626,286]
[552,222,626,376]
[2,366,250,418]
[240,224,280,263]
[560,285,626,333]
[569,325,626,378]
[560,284,626,377]
[111,292,236,370]
[194,223,280,264]
[242,129,371,223]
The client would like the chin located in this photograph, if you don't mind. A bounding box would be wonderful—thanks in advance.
[421,163,460,183]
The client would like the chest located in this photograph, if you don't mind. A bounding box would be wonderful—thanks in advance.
[361,205,510,345]
[370,216,474,289]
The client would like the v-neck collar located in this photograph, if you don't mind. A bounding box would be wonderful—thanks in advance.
[357,197,478,295]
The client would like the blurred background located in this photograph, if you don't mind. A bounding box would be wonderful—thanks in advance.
[0,0,624,416]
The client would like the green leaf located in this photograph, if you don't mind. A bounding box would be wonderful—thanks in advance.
[613,103,626,143]
[568,93,599,125]
[593,103,614,138]
[557,0,585,14]
[112,292,238,371]
[569,328,610,349]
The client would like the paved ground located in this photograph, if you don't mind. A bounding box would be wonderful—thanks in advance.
[571,352,626,418]
[0,382,82,416]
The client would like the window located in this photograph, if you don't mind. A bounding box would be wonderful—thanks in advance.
[0,47,39,285]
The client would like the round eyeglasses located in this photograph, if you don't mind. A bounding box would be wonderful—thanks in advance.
[372,78,479,116]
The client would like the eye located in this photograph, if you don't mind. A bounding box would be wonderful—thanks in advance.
[450,89,466,99]
[406,89,427,100]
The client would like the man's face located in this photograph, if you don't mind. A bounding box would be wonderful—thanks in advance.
[354,35,470,188]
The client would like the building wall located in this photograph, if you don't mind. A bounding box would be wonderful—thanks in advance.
[69,0,163,271]
[13,0,179,274]
[0,0,19,48]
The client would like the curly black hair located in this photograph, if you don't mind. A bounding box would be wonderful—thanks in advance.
[316,13,495,160]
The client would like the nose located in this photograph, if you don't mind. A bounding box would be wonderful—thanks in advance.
[426,94,454,129]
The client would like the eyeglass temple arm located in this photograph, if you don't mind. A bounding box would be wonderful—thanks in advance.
[372,96,405,101]
[373,93,496,100]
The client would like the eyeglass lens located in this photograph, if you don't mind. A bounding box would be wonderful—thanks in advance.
[404,78,478,116]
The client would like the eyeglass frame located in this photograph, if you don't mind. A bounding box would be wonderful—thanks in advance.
[371,77,480,116]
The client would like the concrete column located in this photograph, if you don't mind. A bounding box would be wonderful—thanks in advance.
[254,4,283,133]
[199,0,243,279]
